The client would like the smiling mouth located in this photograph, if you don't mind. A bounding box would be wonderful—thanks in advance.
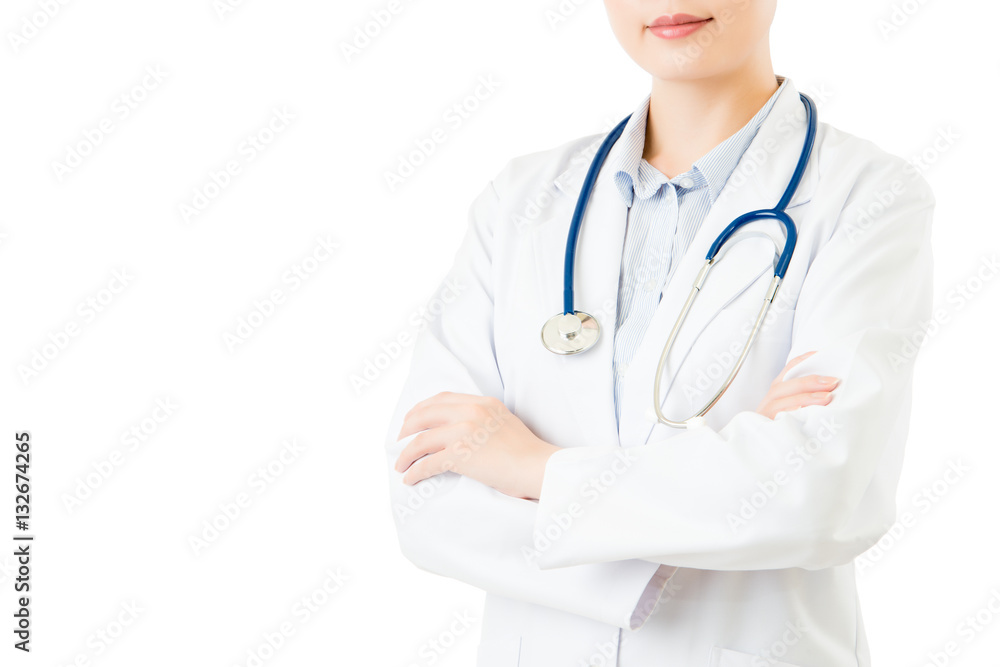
[647,15,713,39]
[650,12,711,24]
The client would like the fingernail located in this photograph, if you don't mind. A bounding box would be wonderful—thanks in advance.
[817,376,840,386]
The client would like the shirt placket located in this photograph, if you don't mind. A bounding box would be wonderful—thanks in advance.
[613,179,677,430]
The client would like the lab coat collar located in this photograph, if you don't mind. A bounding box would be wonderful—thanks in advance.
[607,76,789,208]
[553,75,814,210]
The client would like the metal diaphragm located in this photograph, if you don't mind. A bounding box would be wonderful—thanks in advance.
[540,311,600,355]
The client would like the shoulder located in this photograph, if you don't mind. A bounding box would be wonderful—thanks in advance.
[813,121,935,210]
[464,132,605,241]
[802,120,936,257]
[489,132,604,207]
[476,132,609,234]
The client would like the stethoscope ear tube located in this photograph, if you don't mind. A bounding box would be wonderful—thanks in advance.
[652,93,816,427]
[561,115,632,317]
[652,269,783,428]
[706,209,799,279]
[541,115,633,356]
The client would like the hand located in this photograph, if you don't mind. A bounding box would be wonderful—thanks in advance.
[755,351,840,419]
[394,391,560,501]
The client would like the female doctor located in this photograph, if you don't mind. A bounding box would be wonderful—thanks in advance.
[385,1,935,666]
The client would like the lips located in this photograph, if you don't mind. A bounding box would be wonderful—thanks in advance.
[649,13,710,27]
[647,14,712,40]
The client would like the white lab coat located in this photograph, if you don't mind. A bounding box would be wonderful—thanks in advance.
[384,77,935,667]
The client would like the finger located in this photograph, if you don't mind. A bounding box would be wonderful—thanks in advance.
[399,392,491,438]
[395,421,469,473]
[765,374,840,401]
[774,350,818,384]
[404,391,491,418]
[398,400,483,441]
[401,449,457,486]
[767,390,835,416]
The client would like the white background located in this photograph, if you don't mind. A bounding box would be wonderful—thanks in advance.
[0,0,996,665]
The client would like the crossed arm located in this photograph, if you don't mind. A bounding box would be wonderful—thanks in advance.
[394,351,840,501]
[384,158,934,627]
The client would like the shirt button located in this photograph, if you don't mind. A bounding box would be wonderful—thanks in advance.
[644,279,657,292]
[678,176,694,189]
[620,363,629,375]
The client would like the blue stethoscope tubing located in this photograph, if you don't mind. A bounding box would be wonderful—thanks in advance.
[541,92,818,427]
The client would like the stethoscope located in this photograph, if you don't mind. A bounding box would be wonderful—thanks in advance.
[540,93,817,428]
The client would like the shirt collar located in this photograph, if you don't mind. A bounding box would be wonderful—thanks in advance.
[611,77,788,208]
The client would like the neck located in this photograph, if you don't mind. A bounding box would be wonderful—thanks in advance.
[642,57,779,179]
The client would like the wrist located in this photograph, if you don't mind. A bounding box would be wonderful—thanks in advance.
[524,440,560,501]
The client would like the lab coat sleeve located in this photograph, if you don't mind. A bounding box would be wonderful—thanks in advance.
[384,175,668,631]
[533,156,936,572]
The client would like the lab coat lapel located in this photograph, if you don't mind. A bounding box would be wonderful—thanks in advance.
[615,78,819,448]
[539,135,630,448]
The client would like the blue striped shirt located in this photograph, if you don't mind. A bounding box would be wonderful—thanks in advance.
[611,79,786,431]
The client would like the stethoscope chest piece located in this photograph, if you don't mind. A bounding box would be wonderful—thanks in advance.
[540,311,600,355]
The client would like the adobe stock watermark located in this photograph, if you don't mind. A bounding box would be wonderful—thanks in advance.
[587,576,685,663]
[750,620,808,667]
[679,286,796,404]
[524,446,640,565]
[726,417,843,533]
[231,566,351,667]
[672,0,750,70]
[856,459,970,574]
[714,82,834,208]
[224,234,340,352]
[621,238,673,297]
[392,470,449,527]
[188,438,305,556]
[7,0,73,53]
[846,127,958,245]
[575,630,622,667]
[511,117,617,233]
[54,600,144,666]
[904,125,959,182]
[843,178,907,244]
[384,75,501,192]
[877,0,932,40]
[350,276,466,395]
[889,254,998,371]
[178,106,295,223]
[627,573,684,635]
[403,609,478,667]
[51,64,168,183]
[389,400,505,528]
[340,0,418,63]
[213,0,251,20]
[16,268,134,386]
[916,587,1000,667]
[61,397,179,514]
[544,0,593,31]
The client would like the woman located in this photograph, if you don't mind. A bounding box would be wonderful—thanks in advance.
[385,2,934,666]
